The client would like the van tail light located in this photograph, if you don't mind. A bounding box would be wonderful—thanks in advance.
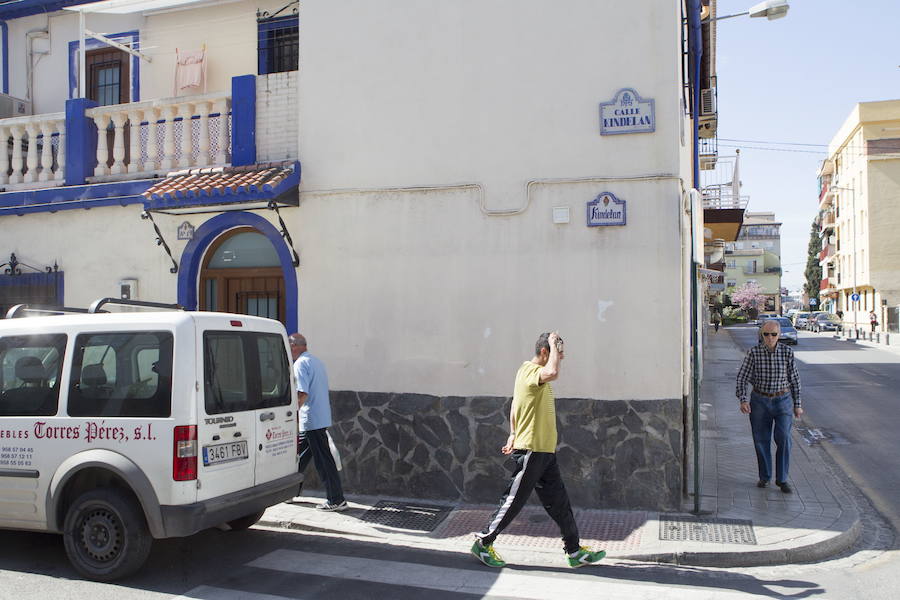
[173,425,198,481]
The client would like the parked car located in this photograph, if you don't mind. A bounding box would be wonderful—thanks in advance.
[793,312,811,329]
[0,298,301,581]
[811,312,842,333]
[766,317,798,344]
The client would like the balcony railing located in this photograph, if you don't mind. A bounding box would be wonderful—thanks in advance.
[85,92,232,181]
[0,112,66,186]
[818,244,835,262]
[820,277,830,290]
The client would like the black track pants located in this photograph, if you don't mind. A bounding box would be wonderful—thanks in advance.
[478,450,580,554]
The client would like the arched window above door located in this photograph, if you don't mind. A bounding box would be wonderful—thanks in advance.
[206,231,280,269]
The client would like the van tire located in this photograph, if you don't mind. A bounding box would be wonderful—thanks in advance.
[63,488,153,581]
[226,509,266,531]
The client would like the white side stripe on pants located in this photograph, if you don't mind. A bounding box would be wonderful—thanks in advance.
[484,450,531,537]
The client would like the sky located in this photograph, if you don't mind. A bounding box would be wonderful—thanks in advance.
[715,0,900,293]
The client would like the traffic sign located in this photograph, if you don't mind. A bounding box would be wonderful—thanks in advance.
[851,293,860,302]
[809,298,818,306]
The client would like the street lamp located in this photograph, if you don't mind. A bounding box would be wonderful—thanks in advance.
[703,0,790,22]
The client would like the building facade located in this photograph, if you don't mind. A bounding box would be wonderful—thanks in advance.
[724,212,782,313]
[817,100,900,332]
[0,0,718,510]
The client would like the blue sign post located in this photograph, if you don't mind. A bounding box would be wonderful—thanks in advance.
[851,292,860,302]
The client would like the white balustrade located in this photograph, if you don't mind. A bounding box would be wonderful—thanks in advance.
[83,91,232,180]
[110,113,127,175]
[146,107,161,172]
[93,113,111,177]
[0,113,66,187]
[9,125,24,184]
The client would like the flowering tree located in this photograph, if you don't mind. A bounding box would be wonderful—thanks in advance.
[731,282,767,315]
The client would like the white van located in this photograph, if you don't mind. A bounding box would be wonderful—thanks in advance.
[0,299,300,581]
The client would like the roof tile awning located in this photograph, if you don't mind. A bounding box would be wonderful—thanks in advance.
[141,161,300,214]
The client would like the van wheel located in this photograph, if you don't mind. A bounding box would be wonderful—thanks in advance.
[227,510,266,531]
[63,488,152,581]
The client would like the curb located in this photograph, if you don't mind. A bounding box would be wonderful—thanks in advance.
[617,517,861,567]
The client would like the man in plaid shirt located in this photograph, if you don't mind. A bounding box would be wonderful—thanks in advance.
[736,319,803,494]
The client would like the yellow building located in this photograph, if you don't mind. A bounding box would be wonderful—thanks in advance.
[817,100,900,332]
[724,212,783,313]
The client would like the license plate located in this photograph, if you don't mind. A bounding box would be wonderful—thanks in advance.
[202,440,249,466]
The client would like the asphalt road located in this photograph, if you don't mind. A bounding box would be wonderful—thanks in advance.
[728,326,900,534]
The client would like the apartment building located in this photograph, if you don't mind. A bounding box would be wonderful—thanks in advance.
[724,212,782,313]
[817,100,900,332]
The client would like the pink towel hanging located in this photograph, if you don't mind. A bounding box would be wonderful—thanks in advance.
[174,47,207,95]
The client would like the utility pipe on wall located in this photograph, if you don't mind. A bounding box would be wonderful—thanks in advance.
[686,0,704,515]
[1,20,8,94]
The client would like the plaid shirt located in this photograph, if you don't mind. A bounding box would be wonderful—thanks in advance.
[736,343,802,407]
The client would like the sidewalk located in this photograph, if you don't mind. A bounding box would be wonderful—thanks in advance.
[258,328,860,567]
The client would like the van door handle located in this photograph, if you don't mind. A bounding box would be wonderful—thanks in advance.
[260,412,275,422]
[212,435,220,441]
[234,431,242,438]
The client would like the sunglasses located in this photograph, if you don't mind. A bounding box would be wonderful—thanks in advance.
[762,332,779,337]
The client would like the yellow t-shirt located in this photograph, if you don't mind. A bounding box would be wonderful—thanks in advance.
[512,361,557,453]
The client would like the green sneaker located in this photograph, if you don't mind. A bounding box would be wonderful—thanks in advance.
[567,546,606,567]
[471,539,506,568]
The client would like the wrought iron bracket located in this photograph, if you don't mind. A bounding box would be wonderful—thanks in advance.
[268,200,300,267]
[1,253,58,276]
[257,1,298,22]
[141,211,179,274]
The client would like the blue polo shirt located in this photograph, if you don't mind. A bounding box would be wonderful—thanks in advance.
[293,351,332,431]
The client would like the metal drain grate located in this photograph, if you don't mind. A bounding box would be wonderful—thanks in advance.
[359,501,452,532]
[659,514,757,545]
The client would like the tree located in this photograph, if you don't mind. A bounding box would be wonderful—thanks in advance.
[732,281,767,316]
[804,218,822,309]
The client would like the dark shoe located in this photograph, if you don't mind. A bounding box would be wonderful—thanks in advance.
[776,481,793,494]
[756,480,769,488]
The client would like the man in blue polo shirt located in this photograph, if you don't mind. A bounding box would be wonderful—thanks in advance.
[290,333,347,511]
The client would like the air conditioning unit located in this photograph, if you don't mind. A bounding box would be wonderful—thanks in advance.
[0,93,31,119]
[700,88,717,116]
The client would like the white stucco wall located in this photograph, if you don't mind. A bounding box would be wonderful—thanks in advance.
[295,0,691,401]
[0,205,287,309]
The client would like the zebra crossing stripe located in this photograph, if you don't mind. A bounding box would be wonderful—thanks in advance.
[244,549,755,599]
[171,586,297,600]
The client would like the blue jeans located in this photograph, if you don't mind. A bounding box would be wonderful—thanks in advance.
[748,392,793,483]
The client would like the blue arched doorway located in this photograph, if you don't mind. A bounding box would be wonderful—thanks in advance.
[178,212,298,333]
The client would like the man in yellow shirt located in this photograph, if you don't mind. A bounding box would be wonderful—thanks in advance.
[471,331,606,568]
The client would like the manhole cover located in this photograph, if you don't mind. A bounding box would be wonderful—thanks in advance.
[659,515,756,545]
[359,501,452,532]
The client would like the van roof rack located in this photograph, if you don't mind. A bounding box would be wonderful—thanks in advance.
[88,298,184,313]
[5,305,93,319]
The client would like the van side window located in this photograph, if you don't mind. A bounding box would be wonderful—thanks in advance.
[0,334,66,416]
[68,332,174,418]
[204,332,290,414]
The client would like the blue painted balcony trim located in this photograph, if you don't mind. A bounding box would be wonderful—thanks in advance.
[231,74,256,166]
[65,97,99,186]
[0,179,154,217]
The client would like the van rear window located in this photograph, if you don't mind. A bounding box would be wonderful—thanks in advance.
[0,334,66,416]
[204,331,291,414]
[68,332,174,418]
